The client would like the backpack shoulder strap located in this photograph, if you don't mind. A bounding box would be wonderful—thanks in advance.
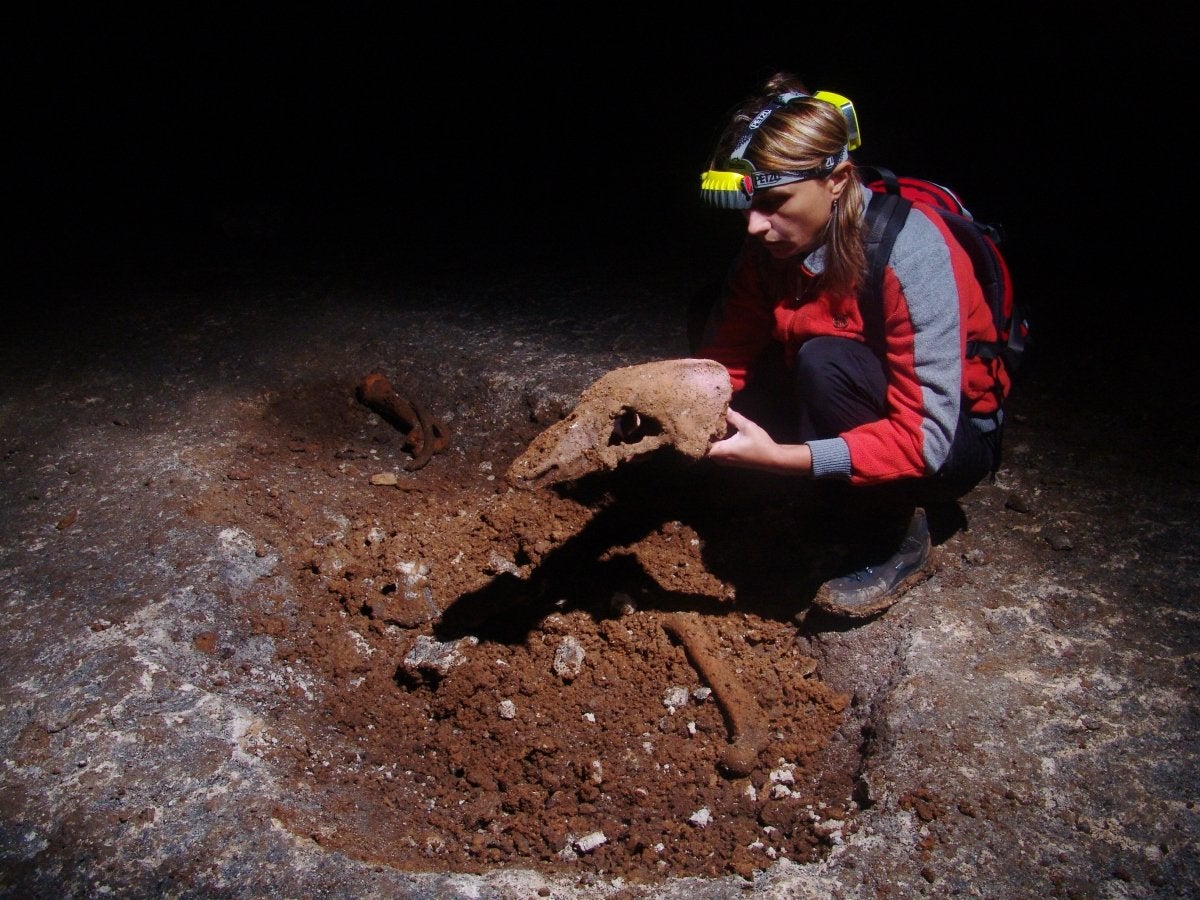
[860,182,912,352]
[859,164,899,196]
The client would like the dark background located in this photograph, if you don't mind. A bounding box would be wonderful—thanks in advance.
[6,8,1188,374]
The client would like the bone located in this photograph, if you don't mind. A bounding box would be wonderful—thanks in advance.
[662,612,769,777]
[356,372,450,472]
[507,358,731,488]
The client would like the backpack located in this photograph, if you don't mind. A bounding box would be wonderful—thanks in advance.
[859,165,1027,385]
[858,165,1027,471]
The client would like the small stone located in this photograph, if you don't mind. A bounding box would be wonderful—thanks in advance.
[962,548,988,566]
[1042,527,1073,551]
[1004,492,1031,513]
[552,636,585,680]
[662,686,690,711]
[369,472,398,486]
[400,635,478,677]
[574,831,607,852]
[610,592,637,616]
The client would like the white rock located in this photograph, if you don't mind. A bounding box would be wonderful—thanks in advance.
[662,685,690,711]
[552,636,585,680]
[485,550,521,575]
[575,831,607,853]
[400,635,478,676]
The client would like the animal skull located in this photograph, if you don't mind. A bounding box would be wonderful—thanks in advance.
[507,358,731,488]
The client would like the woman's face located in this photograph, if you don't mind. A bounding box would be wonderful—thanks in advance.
[742,170,844,259]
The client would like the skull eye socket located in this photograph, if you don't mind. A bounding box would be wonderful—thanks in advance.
[610,409,643,444]
[609,408,666,447]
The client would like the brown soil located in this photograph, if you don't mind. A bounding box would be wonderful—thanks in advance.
[180,288,863,884]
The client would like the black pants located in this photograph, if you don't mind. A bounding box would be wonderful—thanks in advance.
[732,337,997,540]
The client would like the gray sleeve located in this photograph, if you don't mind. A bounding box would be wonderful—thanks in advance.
[890,210,963,472]
[807,437,852,479]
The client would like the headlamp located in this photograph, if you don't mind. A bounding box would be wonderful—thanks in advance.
[814,91,860,153]
[699,90,860,210]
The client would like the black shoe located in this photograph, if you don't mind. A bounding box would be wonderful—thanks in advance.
[809,507,932,619]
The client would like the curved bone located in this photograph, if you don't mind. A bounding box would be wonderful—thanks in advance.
[662,612,769,777]
[356,371,451,472]
[507,358,731,489]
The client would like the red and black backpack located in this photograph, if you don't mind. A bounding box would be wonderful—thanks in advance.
[859,164,1028,385]
[858,164,1028,475]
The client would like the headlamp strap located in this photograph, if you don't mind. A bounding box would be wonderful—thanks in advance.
[747,146,849,189]
[728,92,811,161]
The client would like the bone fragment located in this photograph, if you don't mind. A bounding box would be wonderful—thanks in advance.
[662,612,769,777]
[355,371,450,471]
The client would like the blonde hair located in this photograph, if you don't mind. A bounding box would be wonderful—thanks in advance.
[711,72,867,299]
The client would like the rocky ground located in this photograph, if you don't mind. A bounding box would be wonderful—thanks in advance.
[2,227,1198,898]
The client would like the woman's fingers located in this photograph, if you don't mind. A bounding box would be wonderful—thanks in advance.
[722,408,747,432]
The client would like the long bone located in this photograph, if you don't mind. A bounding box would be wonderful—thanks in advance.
[356,371,450,471]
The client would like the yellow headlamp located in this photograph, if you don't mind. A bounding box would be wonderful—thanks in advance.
[699,90,860,210]
[700,167,754,210]
[813,91,860,153]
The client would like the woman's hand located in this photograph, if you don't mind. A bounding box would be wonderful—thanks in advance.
[706,409,813,475]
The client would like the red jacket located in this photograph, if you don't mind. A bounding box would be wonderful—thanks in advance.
[698,185,1006,486]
